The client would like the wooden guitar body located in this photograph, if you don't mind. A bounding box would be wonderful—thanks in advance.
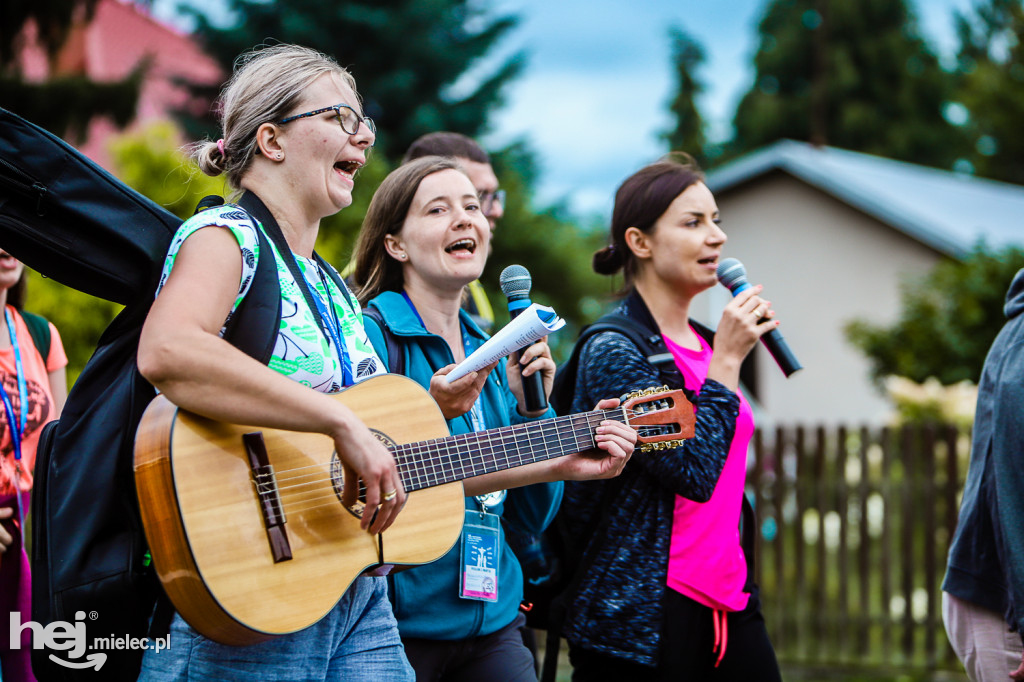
[134,374,464,645]
[135,374,693,645]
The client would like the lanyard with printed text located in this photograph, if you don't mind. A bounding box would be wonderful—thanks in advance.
[0,307,28,463]
[304,264,354,387]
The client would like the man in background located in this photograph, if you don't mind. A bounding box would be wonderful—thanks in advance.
[942,269,1024,681]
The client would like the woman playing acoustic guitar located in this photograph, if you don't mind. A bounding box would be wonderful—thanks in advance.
[351,156,638,681]
[136,44,413,680]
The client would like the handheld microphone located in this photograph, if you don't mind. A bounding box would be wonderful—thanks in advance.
[716,258,803,378]
[499,264,548,412]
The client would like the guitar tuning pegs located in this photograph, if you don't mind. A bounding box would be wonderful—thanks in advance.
[639,439,687,453]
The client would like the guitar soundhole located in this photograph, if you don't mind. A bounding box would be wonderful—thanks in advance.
[330,429,399,520]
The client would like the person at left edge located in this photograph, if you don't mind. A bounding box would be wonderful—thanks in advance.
[135,44,413,681]
[351,156,637,681]
[0,251,68,682]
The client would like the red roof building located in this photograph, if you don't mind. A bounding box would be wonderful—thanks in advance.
[16,0,222,169]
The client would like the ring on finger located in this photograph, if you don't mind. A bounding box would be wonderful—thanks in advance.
[383,489,398,502]
[751,306,762,317]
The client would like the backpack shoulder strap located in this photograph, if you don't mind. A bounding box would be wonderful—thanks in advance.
[362,305,404,375]
[579,312,691,399]
[19,310,52,361]
[550,311,676,415]
[219,208,281,364]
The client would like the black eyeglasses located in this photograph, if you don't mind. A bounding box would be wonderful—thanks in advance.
[478,189,506,213]
[277,104,376,144]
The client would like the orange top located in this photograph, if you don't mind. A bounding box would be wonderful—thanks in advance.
[0,306,68,495]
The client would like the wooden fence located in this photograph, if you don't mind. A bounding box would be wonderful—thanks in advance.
[749,422,969,672]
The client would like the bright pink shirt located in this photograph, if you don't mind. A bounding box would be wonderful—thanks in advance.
[663,330,752,612]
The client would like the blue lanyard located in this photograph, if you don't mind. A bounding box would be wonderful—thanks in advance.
[303,264,354,387]
[401,291,487,433]
[0,307,28,462]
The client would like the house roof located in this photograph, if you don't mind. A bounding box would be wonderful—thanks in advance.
[705,140,1024,258]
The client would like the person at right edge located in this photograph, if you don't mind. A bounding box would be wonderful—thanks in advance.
[561,154,783,680]
[942,269,1024,682]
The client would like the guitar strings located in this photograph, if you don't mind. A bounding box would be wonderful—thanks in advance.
[263,411,623,515]
[274,413,606,509]
[241,397,681,518]
[269,409,617,486]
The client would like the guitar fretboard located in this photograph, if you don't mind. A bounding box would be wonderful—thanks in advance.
[392,408,628,492]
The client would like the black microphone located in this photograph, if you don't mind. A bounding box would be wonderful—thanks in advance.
[716,258,802,378]
[499,264,548,412]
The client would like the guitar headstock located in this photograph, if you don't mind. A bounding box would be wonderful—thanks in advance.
[621,386,696,453]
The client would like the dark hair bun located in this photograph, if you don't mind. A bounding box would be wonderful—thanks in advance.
[592,244,622,275]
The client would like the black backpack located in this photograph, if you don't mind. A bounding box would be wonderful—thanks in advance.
[0,107,286,680]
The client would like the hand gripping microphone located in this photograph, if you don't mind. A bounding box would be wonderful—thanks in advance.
[499,264,548,412]
[716,258,803,378]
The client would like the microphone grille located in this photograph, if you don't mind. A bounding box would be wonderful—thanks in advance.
[499,264,532,299]
[716,258,747,291]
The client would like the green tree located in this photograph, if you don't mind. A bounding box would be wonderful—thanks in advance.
[727,0,960,167]
[485,142,609,360]
[845,244,1024,385]
[183,0,523,160]
[663,27,708,162]
[0,0,143,139]
[953,0,1024,183]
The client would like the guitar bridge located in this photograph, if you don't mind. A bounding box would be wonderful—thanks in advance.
[243,432,293,563]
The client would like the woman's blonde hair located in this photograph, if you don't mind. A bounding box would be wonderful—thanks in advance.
[191,44,359,188]
[352,156,464,304]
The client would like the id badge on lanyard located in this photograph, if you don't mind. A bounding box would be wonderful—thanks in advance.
[459,505,501,602]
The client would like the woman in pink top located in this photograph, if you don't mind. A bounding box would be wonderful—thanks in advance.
[562,155,782,679]
[0,250,68,682]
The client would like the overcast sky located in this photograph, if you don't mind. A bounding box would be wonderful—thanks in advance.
[470,0,977,217]
[154,0,978,218]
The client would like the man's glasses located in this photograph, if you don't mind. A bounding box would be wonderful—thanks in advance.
[478,189,506,214]
[277,104,376,145]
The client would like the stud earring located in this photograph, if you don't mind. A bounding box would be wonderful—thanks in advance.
[400,254,407,260]
[276,153,283,160]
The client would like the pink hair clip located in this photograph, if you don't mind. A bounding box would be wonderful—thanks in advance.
[216,139,226,157]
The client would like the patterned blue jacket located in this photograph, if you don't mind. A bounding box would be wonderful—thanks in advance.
[562,292,740,667]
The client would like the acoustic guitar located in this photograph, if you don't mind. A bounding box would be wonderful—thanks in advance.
[134,373,694,646]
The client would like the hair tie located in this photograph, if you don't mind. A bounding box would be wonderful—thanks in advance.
[216,139,226,158]
[608,243,617,254]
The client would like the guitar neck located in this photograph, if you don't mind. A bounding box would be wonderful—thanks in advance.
[392,408,627,492]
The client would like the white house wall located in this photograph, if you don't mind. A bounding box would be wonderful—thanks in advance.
[695,171,942,427]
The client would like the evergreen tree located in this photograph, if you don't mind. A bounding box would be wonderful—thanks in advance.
[727,0,960,167]
[663,27,708,162]
[845,244,1024,386]
[0,0,143,138]
[953,0,1024,183]
[183,0,523,160]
